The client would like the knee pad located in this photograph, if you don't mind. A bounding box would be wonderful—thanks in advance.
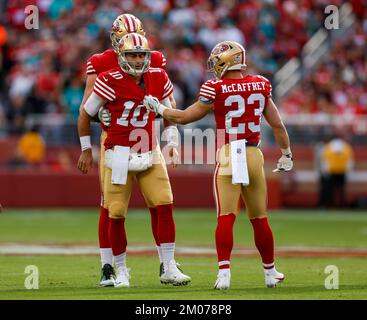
[108,201,127,219]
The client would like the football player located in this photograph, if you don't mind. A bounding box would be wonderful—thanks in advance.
[78,14,178,286]
[142,41,293,289]
[77,33,191,288]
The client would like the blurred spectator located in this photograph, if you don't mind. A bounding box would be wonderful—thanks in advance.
[62,74,84,119]
[0,0,365,145]
[315,135,331,208]
[321,134,354,208]
[17,125,46,165]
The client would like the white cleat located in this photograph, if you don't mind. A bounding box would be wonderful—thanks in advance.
[160,260,191,286]
[265,268,285,288]
[214,269,230,290]
[114,266,130,288]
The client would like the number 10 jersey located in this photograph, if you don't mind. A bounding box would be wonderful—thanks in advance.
[93,67,173,152]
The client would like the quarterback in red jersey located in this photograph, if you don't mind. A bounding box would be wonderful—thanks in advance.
[78,14,178,286]
[78,33,191,288]
[143,40,293,289]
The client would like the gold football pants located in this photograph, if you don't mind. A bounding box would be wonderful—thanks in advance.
[103,146,173,219]
[214,143,268,219]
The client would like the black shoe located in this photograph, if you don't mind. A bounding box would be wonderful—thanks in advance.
[100,263,115,287]
[159,262,164,277]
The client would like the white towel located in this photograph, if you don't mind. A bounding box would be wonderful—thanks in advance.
[231,139,249,186]
[111,146,130,185]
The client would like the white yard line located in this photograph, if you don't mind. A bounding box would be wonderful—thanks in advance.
[0,243,367,256]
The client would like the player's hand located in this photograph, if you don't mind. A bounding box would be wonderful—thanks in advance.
[77,149,93,174]
[98,106,111,127]
[168,147,179,168]
[273,153,293,172]
[143,95,160,113]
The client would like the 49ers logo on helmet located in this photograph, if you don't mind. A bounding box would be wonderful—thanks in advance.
[112,20,120,32]
[118,38,124,48]
[213,44,230,55]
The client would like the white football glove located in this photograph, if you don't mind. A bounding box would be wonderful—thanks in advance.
[143,95,160,113]
[98,106,111,127]
[273,150,293,172]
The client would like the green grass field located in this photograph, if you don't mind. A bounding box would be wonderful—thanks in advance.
[0,209,367,300]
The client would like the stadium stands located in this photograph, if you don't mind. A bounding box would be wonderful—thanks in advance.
[1,0,366,208]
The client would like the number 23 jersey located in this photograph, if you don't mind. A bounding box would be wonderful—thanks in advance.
[199,74,272,148]
[93,67,173,152]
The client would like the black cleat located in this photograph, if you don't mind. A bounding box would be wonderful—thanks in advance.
[99,263,115,287]
[159,262,164,277]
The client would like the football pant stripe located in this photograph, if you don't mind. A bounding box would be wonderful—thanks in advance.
[214,163,221,217]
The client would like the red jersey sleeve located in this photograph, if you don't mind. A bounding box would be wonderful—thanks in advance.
[86,50,118,75]
[199,80,217,103]
[162,70,173,99]
[151,51,167,69]
[86,54,101,75]
[93,73,116,102]
[256,75,272,97]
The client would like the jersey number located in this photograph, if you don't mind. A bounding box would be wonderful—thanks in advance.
[117,101,149,127]
[225,94,265,134]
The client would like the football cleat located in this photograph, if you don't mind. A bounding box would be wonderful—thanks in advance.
[159,262,164,277]
[160,260,191,286]
[159,261,184,282]
[114,266,130,288]
[214,269,230,290]
[99,263,115,287]
[265,268,285,288]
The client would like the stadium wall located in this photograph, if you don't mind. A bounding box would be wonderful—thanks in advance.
[1,145,366,209]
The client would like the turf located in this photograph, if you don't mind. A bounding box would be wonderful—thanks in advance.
[0,209,367,300]
[0,256,366,300]
[0,209,366,247]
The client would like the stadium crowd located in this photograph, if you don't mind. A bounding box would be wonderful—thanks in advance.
[280,19,367,117]
[0,0,365,140]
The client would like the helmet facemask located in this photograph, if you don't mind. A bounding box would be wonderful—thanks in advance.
[117,33,151,76]
[118,50,151,76]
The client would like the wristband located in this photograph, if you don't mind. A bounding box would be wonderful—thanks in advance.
[157,103,167,116]
[80,136,92,151]
[281,147,292,156]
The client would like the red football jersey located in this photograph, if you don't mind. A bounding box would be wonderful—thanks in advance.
[93,67,173,152]
[199,75,272,149]
[86,49,166,75]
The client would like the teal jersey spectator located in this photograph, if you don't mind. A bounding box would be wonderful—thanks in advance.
[48,0,73,20]
[63,85,83,120]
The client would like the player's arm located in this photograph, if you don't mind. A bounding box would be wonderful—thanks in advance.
[144,95,213,124]
[263,98,293,172]
[162,93,180,167]
[77,92,107,174]
[163,93,177,127]
[79,74,97,113]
